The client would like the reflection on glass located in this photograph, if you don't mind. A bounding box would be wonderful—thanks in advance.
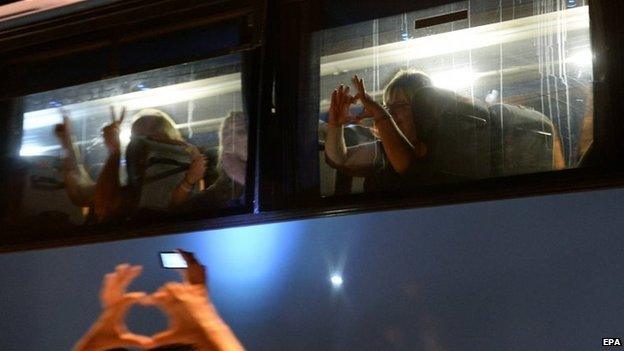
[317,0,593,196]
[7,54,247,229]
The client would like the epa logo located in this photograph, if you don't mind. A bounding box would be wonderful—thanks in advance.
[603,338,622,346]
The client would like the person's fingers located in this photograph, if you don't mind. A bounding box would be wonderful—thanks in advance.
[111,292,146,321]
[113,264,130,288]
[186,264,207,286]
[138,293,156,306]
[115,264,129,274]
[352,76,360,92]
[356,109,374,121]
[60,108,71,126]
[110,106,116,124]
[149,330,184,349]
[352,75,366,95]
[162,282,187,298]
[118,265,143,290]
[116,292,146,311]
[176,249,202,283]
[353,90,373,106]
[149,290,170,305]
[152,283,184,303]
[54,124,65,137]
[60,110,73,134]
[100,273,116,306]
[177,249,199,265]
[347,94,359,106]
[122,291,146,303]
[118,106,126,125]
[119,333,154,348]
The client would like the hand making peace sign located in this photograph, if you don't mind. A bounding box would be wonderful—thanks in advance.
[103,106,126,153]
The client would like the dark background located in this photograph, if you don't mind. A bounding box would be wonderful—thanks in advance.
[0,188,622,350]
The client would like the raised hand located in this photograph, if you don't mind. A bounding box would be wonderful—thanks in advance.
[54,109,73,148]
[145,251,244,351]
[178,249,207,286]
[352,75,391,122]
[328,84,358,127]
[185,154,208,186]
[102,106,126,153]
[73,264,152,351]
[145,282,223,349]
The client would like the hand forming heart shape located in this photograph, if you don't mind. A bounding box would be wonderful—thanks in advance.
[72,263,244,351]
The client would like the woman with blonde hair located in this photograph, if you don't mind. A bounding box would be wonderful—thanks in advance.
[94,108,207,223]
[324,69,434,191]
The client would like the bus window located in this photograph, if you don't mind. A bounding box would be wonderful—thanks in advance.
[7,53,247,229]
[316,0,593,196]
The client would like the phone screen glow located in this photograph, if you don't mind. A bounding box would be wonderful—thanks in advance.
[160,252,188,269]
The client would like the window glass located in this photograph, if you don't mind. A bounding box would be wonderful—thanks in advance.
[6,54,248,230]
[317,0,593,196]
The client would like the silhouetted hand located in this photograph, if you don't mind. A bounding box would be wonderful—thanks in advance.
[73,264,152,351]
[145,251,244,350]
[328,84,358,127]
[54,109,75,150]
[102,106,126,154]
[352,75,391,122]
[185,155,208,185]
[178,249,207,286]
[146,282,228,350]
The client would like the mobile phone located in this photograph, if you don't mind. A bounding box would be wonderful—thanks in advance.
[159,251,188,269]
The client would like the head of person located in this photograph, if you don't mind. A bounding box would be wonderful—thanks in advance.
[131,108,185,143]
[382,69,432,146]
[219,111,248,162]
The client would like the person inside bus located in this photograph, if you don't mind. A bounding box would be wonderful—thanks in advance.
[324,70,566,192]
[55,108,207,223]
[91,108,208,223]
[73,250,245,351]
[97,107,248,221]
[324,70,434,192]
[54,110,97,220]
[182,110,248,210]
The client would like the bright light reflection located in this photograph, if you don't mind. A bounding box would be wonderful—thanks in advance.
[320,6,590,76]
[568,50,593,67]
[431,69,478,91]
[330,274,343,288]
[119,128,132,146]
[179,222,301,315]
[22,73,241,131]
[20,144,59,156]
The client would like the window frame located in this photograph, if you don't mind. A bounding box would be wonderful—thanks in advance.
[1,0,624,252]
[266,0,624,209]
[0,0,267,251]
